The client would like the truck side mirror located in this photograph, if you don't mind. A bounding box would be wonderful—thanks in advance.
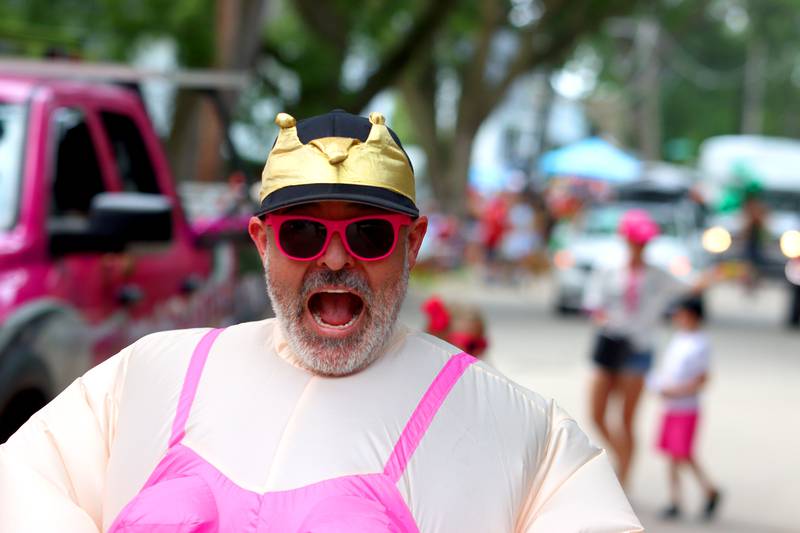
[49,192,173,256]
[89,192,172,244]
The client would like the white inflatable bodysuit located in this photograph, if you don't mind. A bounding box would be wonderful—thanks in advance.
[0,319,643,532]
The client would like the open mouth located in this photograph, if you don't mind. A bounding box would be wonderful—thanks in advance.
[307,289,365,329]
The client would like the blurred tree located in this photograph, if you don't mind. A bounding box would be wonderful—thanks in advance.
[0,0,217,67]
[260,0,460,117]
[399,0,640,213]
[261,0,639,214]
[2,0,641,210]
[587,0,800,160]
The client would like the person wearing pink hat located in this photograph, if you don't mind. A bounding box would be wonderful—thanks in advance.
[583,209,716,488]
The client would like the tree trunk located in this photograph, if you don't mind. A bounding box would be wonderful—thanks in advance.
[166,91,202,182]
[166,0,269,182]
[399,59,452,211]
[193,100,224,182]
[440,127,479,216]
[401,83,479,217]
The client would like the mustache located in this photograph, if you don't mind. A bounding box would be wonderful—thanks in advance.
[300,269,373,303]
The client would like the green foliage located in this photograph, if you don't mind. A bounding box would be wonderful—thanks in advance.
[0,0,214,65]
[587,0,800,159]
[262,0,438,116]
[660,72,741,150]
[388,98,420,147]
[98,0,215,66]
[0,0,92,56]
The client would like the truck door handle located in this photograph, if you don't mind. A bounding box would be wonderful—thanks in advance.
[181,276,203,294]
[117,284,144,306]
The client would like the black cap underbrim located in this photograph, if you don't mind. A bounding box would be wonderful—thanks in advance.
[256,183,419,218]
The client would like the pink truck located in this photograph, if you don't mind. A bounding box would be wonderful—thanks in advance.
[0,73,264,440]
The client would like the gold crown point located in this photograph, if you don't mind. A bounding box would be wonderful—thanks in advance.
[328,153,348,164]
[275,112,296,129]
[368,112,385,125]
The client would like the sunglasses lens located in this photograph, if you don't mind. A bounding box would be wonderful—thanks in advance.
[278,219,327,258]
[346,219,396,259]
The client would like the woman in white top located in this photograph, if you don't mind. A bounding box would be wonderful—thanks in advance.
[583,209,713,487]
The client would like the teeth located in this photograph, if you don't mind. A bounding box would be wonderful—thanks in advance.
[311,310,359,329]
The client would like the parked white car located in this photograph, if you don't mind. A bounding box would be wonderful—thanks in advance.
[551,200,710,313]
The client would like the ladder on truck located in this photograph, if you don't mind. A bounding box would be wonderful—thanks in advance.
[0,57,249,89]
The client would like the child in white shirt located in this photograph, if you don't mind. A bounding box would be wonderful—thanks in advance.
[648,296,720,520]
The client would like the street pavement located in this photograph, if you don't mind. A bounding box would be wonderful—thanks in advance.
[401,271,800,533]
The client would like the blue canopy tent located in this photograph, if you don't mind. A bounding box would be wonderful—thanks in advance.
[538,137,641,183]
[468,164,516,194]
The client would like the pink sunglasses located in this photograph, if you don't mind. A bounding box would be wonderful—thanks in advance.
[265,213,412,261]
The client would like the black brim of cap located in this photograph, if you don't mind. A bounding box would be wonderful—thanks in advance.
[256,183,419,218]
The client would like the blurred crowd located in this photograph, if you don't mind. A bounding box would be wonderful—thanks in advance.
[416,182,553,284]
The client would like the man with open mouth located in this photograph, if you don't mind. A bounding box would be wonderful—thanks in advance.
[0,110,642,532]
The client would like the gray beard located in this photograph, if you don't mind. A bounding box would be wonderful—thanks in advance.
[264,251,409,376]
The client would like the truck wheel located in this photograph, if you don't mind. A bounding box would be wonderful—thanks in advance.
[0,387,48,442]
[788,282,800,329]
[554,294,577,316]
[0,348,52,443]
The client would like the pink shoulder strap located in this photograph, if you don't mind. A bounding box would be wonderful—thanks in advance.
[383,352,476,482]
[169,328,226,447]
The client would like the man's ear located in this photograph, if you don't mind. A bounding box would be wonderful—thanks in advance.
[248,216,268,260]
[405,216,428,269]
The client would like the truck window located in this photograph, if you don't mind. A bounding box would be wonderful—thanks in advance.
[100,111,160,194]
[0,102,25,230]
[51,108,106,216]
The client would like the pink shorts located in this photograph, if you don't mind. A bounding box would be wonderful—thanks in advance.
[657,410,699,460]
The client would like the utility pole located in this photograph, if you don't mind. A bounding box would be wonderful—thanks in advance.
[635,16,661,160]
[533,68,555,159]
[741,35,766,134]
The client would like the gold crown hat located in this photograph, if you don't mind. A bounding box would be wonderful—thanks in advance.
[257,110,418,217]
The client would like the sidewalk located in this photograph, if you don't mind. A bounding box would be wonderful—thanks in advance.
[633,507,795,533]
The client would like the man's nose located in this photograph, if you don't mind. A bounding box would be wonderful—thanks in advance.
[316,231,354,270]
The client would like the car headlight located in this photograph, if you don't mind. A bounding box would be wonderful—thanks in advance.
[780,230,800,259]
[702,226,732,254]
[553,250,575,270]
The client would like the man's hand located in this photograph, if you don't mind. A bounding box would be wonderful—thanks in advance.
[691,265,725,294]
